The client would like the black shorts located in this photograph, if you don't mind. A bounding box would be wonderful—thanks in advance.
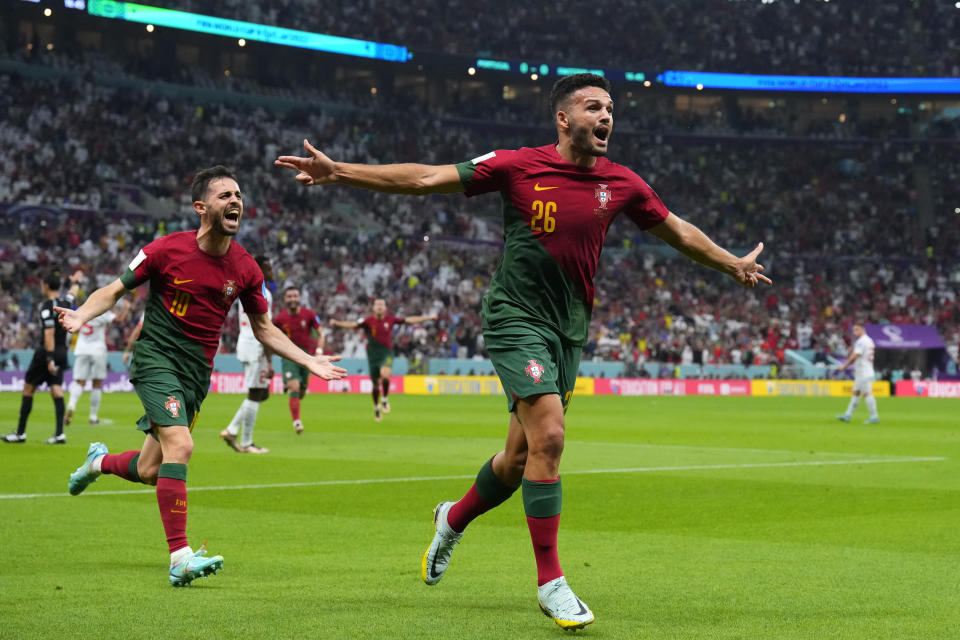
[25,349,67,388]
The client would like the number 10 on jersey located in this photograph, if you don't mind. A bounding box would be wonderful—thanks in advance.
[531,200,557,233]
[169,290,191,317]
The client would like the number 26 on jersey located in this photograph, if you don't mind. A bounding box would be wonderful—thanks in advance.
[531,200,557,233]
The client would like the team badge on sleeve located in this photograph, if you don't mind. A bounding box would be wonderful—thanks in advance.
[165,396,182,418]
[525,359,545,383]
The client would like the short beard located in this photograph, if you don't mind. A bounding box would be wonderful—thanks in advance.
[211,212,238,236]
[572,125,607,157]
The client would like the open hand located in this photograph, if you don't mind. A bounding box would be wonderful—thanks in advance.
[53,306,85,333]
[274,139,336,187]
[307,354,348,381]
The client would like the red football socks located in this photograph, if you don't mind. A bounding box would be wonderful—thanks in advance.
[100,450,141,483]
[157,463,189,553]
[447,484,492,533]
[526,513,563,586]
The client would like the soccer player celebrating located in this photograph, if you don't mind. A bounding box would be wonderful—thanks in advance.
[272,285,323,434]
[2,271,80,444]
[275,73,770,629]
[221,256,275,454]
[835,323,879,424]
[329,298,436,421]
[56,166,346,587]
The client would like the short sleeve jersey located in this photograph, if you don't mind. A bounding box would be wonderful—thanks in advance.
[273,307,321,353]
[853,334,876,380]
[119,231,268,391]
[74,310,116,356]
[456,144,669,345]
[358,315,405,350]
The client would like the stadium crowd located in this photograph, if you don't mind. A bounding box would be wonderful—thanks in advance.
[1,36,958,376]
[166,0,960,78]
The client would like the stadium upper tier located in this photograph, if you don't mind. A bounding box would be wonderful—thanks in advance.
[168,0,959,77]
[0,65,957,369]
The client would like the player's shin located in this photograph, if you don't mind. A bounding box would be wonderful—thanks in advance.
[288,395,301,421]
[523,476,564,586]
[865,395,878,418]
[53,397,65,436]
[89,389,102,420]
[156,463,189,554]
[241,400,260,447]
[447,457,518,532]
[101,451,143,483]
[67,381,82,412]
[17,395,33,434]
[845,395,861,416]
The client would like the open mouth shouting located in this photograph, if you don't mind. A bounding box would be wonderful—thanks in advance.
[593,125,611,146]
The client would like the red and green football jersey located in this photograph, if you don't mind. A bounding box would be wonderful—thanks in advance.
[120,231,269,391]
[456,144,669,345]
[273,307,321,353]
[358,315,405,350]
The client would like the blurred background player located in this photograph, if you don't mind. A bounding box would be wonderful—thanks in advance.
[221,256,275,453]
[836,323,880,424]
[330,299,436,421]
[272,285,323,434]
[3,271,81,444]
[66,297,131,426]
[57,165,346,587]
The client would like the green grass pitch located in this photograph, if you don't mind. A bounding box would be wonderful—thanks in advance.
[1,391,958,639]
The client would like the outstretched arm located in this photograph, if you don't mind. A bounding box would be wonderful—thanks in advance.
[55,279,128,333]
[647,213,772,288]
[329,319,360,329]
[249,312,346,380]
[404,315,437,324]
[275,139,464,195]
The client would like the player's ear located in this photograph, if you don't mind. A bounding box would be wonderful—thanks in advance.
[193,200,205,216]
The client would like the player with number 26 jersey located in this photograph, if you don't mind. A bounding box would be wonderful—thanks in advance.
[457,144,668,347]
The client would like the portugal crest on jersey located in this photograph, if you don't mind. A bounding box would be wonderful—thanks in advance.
[595,184,611,209]
[165,395,182,418]
[594,184,612,219]
[525,359,545,383]
[221,280,237,307]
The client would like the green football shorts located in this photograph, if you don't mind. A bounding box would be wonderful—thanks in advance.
[484,320,581,414]
[282,358,310,393]
[132,369,204,434]
[366,342,394,379]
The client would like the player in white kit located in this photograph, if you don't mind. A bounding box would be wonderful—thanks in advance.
[66,300,128,425]
[221,256,274,453]
[835,323,879,424]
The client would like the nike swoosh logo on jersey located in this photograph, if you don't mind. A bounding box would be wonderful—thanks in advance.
[534,184,558,191]
[173,278,194,284]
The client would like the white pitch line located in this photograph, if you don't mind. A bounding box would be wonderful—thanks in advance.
[0,456,946,500]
